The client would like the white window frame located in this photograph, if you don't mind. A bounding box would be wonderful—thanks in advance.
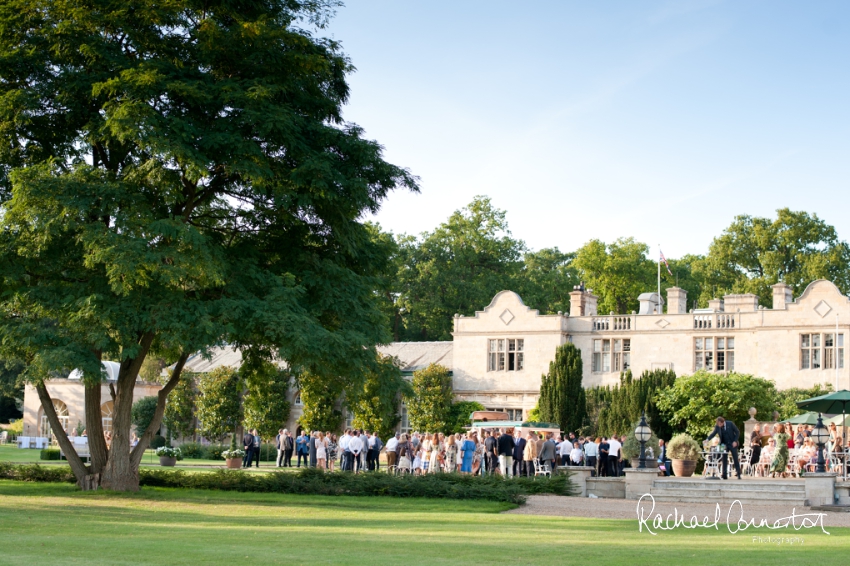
[695,337,735,372]
[487,338,524,372]
[802,333,843,370]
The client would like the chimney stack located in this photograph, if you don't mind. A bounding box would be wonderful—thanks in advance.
[666,287,688,315]
[772,282,793,310]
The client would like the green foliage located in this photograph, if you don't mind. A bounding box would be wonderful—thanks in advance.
[516,248,577,315]
[393,197,526,341]
[242,360,292,440]
[656,371,777,441]
[131,397,160,437]
[667,434,703,461]
[349,355,411,439]
[527,403,541,423]
[7,419,23,437]
[538,343,585,434]
[0,360,24,423]
[621,420,660,460]
[446,401,486,434]
[163,373,196,440]
[588,369,677,440]
[693,209,850,306]
[572,238,655,315]
[774,383,833,420]
[297,375,344,433]
[150,435,167,449]
[39,448,61,461]
[0,0,415,489]
[0,463,575,503]
[406,364,454,433]
[196,367,243,441]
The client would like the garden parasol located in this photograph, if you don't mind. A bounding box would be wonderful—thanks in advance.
[797,390,850,481]
[784,412,821,425]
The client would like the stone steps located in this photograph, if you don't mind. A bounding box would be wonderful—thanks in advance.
[648,478,807,506]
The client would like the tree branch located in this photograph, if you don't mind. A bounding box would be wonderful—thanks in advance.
[35,381,90,484]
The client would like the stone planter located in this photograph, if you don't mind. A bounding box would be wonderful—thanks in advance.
[671,459,696,477]
[159,456,177,467]
[629,458,659,469]
[226,457,242,469]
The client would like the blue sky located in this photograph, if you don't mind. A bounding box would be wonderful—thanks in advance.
[326,1,849,257]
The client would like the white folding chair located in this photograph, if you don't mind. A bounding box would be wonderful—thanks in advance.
[533,459,551,478]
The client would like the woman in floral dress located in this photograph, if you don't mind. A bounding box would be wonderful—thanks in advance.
[770,423,790,477]
[444,435,458,472]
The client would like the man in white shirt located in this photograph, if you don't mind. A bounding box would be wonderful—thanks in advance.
[558,438,572,467]
[339,430,351,471]
[583,439,598,476]
[385,433,399,470]
[348,431,363,473]
[607,436,622,477]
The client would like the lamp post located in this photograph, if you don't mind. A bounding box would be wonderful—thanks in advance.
[812,414,830,474]
[635,412,652,469]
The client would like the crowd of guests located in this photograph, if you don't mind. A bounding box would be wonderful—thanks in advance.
[747,421,847,477]
[239,426,639,476]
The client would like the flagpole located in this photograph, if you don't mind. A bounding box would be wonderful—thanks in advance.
[657,244,661,315]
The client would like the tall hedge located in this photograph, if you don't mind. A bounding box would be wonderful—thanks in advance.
[406,363,453,433]
[538,343,586,434]
[587,369,676,440]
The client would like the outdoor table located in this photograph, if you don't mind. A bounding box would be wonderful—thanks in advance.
[17,436,31,449]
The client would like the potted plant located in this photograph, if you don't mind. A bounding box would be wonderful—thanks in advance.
[222,435,245,470]
[156,446,183,467]
[622,420,660,469]
[667,433,702,477]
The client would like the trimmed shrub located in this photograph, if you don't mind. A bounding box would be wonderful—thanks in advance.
[204,444,226,461]
[178,442,206,459]
[150,435,167,449]
[0,464,576,504]
[40,448,61,461]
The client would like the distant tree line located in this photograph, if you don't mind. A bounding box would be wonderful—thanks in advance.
[373,197,850,341]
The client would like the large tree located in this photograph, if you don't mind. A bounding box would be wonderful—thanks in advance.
[572,238,655,315]
[538,343,585,434]
[0,0,414,490]
[395,196,525,341]
[516,248,577,315]
[195,367,243,442]
[348,354,411,439]
[694,209,850,305]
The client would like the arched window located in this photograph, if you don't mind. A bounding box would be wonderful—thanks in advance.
[101,401,114,434]
[294,391,303,406]
[38,400,69,438]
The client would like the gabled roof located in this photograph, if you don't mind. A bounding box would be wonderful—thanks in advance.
[378,341,453,373]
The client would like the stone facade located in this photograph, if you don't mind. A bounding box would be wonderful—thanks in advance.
[447,279,848,420]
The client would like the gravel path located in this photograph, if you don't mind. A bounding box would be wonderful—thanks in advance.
[505,495,850,528]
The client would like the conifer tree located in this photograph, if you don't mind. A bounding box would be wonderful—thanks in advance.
[538,343,586,433]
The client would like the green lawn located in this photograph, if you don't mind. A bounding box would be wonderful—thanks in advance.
[0,481,846,565]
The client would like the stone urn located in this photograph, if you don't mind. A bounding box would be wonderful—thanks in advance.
[671,459,696,477]
[159,456,177,467]
[225,457,242,469]
[629,458,659,469]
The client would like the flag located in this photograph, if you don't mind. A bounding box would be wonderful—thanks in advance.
[659,249,672,276]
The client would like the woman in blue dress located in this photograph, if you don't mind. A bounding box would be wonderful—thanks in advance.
[460,432,476,474]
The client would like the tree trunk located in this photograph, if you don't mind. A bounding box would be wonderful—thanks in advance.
[84,381,108,475]
[100,333,154,491]
[34,382,95,489]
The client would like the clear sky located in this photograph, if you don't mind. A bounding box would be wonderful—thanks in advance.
[326,1,849,258]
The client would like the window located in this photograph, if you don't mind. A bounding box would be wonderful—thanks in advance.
[695,337,734,372]
[294,391,303,406]
[613,339,631,372]
[488,339,523,371]
[400,403,410,433]
[486,408,523,421]
[593,339,628,373]
[39,400,69,438]
[802,333,844,370]
[101,401,114,434]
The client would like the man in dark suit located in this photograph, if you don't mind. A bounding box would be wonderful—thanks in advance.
[706,416,741,479]
[242,429,254,468]
[512,431,527,477]
[658,439,672,476]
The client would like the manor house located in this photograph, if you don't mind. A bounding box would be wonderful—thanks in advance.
[22,279,848,436]
[381,279,847,429]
